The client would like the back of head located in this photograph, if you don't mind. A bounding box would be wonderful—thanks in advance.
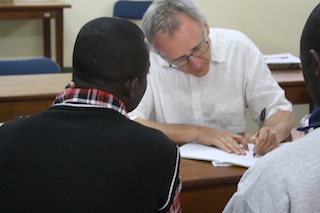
[300,3,320,105]
[141,0,206,47]
[72,17,149,90]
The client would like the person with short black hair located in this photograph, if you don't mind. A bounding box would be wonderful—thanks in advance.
[0,17,181,212]
[223,3,320,212]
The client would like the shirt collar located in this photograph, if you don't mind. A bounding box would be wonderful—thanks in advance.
[297,107,320,132]
[53,88,128,117]
[209,29,226,63]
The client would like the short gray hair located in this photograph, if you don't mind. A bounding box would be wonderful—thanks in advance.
[141,0,207,48]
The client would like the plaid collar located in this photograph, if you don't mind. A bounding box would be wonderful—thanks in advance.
[53,88,128,117]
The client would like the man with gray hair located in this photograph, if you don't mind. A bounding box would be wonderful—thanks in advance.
[129,0,293,156]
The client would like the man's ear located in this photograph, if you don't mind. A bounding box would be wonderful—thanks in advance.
[310,49,320,77]
[204,22,210,37]
[65,81,76,89]
[124,77,139,98]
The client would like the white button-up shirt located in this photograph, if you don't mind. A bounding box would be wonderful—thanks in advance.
[129,28,292,134]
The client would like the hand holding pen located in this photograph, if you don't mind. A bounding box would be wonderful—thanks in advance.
[250,108,281,156]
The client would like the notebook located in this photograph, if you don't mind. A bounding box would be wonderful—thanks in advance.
[179,143,259,168]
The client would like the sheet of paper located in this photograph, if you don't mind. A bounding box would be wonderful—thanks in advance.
[212,161,232,167]
[179,143,259,168]
[264,53,300,64]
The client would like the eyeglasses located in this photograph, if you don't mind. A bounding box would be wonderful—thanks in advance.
[169,39,209,69]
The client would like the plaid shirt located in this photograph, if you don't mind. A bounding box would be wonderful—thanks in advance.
[166,179,182,213]
[53,88,128,117]
[53,88,181,212]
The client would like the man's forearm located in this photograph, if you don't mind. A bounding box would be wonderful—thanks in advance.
[135,118,199,144]
[265,110,294,143]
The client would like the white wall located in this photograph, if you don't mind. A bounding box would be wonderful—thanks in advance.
[197,0,319,56]
[0,0,317,129]
[0,0,319,66]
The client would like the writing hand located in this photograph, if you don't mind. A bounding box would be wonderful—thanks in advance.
[249,126,278,155]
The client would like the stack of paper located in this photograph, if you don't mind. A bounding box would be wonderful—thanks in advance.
[179,143,259,168]
[264,53,301,70]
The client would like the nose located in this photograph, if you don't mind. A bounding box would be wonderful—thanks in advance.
[188,55,202,69]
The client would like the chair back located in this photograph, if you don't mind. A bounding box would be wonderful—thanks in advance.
[0,57,61,75]
[113,1,153,19]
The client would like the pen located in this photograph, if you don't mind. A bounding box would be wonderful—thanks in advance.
[257,108,266,137]
[254,108,266,157]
